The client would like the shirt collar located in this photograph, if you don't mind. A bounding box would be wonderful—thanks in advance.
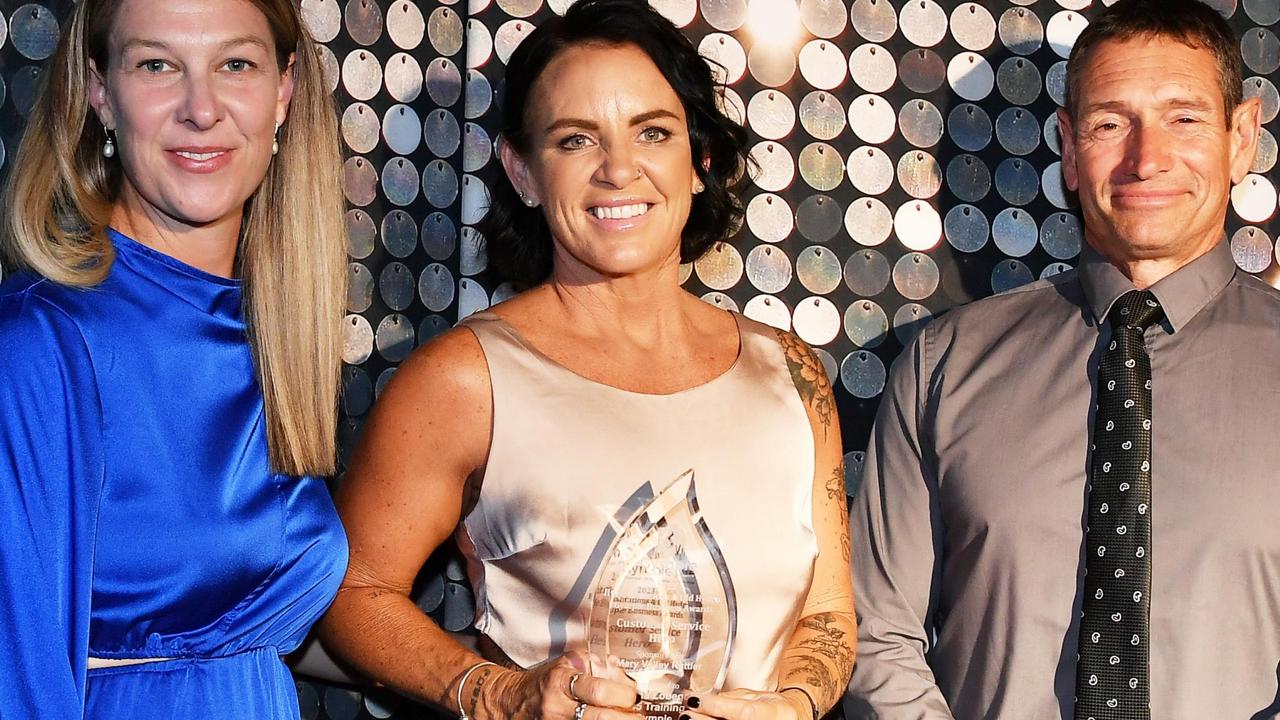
[1079,238,1236,332]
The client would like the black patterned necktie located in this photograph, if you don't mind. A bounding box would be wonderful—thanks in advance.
[1075,290,1163,720]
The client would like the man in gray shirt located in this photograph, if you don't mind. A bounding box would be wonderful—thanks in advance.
[847,0,1278,717]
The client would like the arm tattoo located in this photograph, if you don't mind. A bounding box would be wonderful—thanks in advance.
[774,329,836,439]
[825,466,844,501]
[826,466,852,563]
[784,613,856,708]
[467,667,494,717]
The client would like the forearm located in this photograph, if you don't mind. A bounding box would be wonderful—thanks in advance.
[318,586,514,719]
[777,610,857,717]
[287,634,363,684]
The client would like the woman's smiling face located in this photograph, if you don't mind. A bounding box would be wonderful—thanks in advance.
[500,42,704,282]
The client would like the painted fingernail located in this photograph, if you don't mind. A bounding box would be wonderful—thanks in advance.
[679,715,691,720]
[634,693,641,705]
[687,696,701,709]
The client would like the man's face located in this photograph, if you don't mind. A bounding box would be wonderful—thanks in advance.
[1059,36,1260,268]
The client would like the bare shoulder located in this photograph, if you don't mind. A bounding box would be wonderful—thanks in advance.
[769,326,838,440]
[381,323,490,407]
[356,323,493,475]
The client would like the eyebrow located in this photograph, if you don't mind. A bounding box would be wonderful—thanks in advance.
[118,35,272,56]
[544,109,682,134]
[1080,98,1217,115]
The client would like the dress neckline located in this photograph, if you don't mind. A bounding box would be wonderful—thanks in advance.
[478,310,747,398]
[107,227,244,321]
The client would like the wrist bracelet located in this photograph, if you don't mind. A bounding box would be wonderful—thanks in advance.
[456,661,497,720]
[779,686,819,720]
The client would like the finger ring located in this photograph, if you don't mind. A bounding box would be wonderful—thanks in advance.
[573,701,588,720]
[568,673,583,700]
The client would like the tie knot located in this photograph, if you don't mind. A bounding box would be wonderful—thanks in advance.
[1109,290,1164,331]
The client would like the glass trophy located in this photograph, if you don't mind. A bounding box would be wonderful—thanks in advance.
[586,470,738,720]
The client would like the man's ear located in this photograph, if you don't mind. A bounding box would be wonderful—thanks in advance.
[1057,107,1079,192]
[1228,96,1262,185]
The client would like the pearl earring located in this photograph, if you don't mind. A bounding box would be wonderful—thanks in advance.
[102,125,116,159]
[271,123,279,156]
[519,191,537,207]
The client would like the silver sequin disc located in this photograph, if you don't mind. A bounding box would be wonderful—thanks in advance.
[847,145,894,195]
[844,249,892,296]
[995,157,1040,206]
[427,58,463,108]
[950,2,996,51]
[347,209,376,260]
[896,151,942,200]
[948,103,993,152]
[797,194,843,243]
[421,213,457,262]
[793,296,841,345]
[899,0,948,48]
[747,89,797,140]
[385,53,423,102]
[899,99,944,148]
[991,259,1035,294]
[848,95,897,144]
[743,295,792,331]
[999,7,1044,56]
[894,201,943,252]
[1041,212,1083,260]
[840,351,887,399]
[746,193,794,242]
[799,91,847,140]
[745,244,794,293]
[381,157,419,207]
[846,198,894,247]
[799,143,844,192]
[796,245,843,294]
[1046,11,1087,59]
[946,154,992,202]
[1231,174,1278,223]
[893,252,940,300]
[850,0,898,43]
[947,52,994,102]
[844,300,889,348]
[944,204,989,252]
[694,241,745,290]
[997,56,1042,105]
[799,40,847,90]
[992,207,1038,257]
[848,44,896,94]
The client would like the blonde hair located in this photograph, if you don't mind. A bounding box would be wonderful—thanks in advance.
[1,0,347,476]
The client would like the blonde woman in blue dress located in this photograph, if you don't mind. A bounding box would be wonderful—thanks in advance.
[0,0,348,717]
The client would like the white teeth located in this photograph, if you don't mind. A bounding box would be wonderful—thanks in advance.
[589,203,649,220]
[176,151,222,161]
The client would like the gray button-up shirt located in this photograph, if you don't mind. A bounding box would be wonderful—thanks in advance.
[848,240,1280,719]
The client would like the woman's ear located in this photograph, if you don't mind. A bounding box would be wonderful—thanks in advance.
[499,138,539,206]
[87,59,116,130]
[275,52,297,128]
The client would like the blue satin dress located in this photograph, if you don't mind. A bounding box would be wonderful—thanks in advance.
[0,228,348,719]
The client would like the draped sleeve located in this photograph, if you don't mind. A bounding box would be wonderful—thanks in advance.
[0,286,105,718]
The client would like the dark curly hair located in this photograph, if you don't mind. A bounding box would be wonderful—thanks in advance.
[478,0,751,286]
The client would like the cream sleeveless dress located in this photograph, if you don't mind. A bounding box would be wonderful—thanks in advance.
[457,310,818,692]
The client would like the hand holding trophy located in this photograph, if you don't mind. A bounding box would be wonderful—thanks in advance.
[488,651,643,720]
[585,471,738,720]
